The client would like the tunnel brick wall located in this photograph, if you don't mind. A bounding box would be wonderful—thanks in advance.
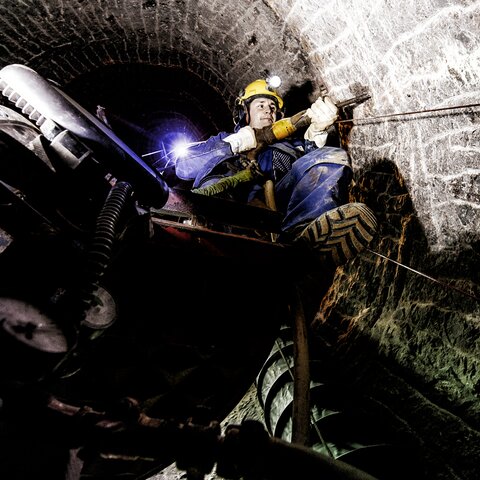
[0,0,318,108]
[0,1,479,479]
[272,0,480,253]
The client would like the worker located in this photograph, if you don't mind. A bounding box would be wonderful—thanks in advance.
[174,78,378,266]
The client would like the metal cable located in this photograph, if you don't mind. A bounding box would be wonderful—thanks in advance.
[366,248,480,302]
[337,102,480,125]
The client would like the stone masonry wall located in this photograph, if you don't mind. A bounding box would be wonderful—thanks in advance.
[0,1,478,479]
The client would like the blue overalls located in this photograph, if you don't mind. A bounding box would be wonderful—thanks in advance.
[174,132,352,235]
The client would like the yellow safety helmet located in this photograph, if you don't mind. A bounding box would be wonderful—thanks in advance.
[234,79,284,126]
[237,79,284,109]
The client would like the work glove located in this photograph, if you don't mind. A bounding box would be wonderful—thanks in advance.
[304,96,338,147]
[223,126,257,154]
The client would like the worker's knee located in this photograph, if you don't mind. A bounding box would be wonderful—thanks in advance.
[290,147,350,178]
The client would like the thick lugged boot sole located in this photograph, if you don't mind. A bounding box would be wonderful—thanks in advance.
[297,202,378,266]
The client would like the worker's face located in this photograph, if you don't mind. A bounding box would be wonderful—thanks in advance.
[248,97,277,129]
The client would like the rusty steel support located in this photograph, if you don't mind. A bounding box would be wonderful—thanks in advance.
[291,285,311,446]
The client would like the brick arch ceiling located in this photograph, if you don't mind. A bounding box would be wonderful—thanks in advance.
[0,0,318,159]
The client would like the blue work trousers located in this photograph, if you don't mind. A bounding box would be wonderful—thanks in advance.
[274,146,352,234]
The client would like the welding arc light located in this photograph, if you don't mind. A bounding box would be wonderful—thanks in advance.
[172,137,191,158]
[266,75,282,90]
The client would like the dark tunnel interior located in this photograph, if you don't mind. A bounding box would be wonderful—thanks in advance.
[64,64,233,185]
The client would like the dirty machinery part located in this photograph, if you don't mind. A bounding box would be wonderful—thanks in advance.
[0,65,283,480]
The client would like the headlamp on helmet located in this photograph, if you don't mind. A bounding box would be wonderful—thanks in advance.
[266,75,282,90]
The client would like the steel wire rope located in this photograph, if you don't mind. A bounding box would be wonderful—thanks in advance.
[337,102,480,125]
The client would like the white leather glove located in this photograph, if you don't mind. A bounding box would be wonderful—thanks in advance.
[306,96,338,130]
[223,126,257,154]
[304,96,338,147]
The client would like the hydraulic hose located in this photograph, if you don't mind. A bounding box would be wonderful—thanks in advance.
[54,181,133,325]
[79,181,133,313]
[192,169,255,196]
[46,181,134,379]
